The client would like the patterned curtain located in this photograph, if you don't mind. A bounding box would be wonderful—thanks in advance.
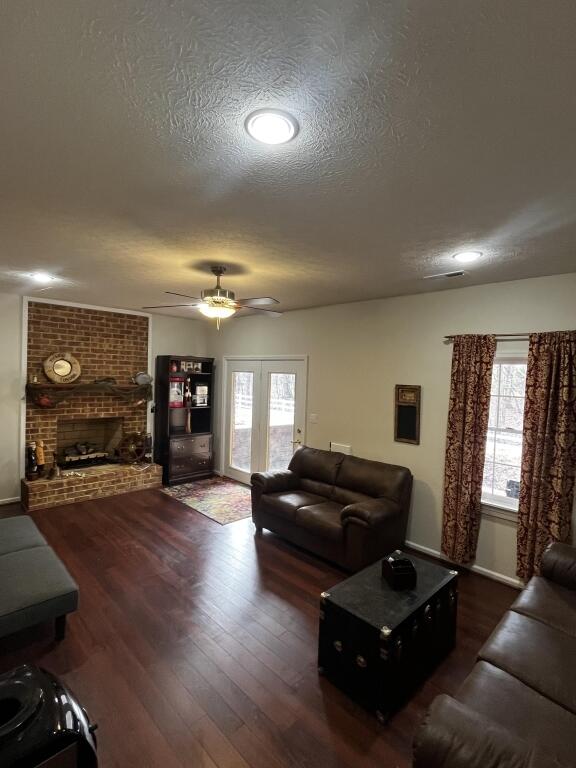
[517,332,576,580]
[441,335,496,563]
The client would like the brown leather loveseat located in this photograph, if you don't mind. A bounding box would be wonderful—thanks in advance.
[413,542,576,768]
[251,446,413,571]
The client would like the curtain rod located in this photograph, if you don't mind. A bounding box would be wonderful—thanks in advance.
[444,333,529,342]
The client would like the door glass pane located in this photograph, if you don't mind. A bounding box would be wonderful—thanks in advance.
[267,373,296,471]
[230,372,253,472]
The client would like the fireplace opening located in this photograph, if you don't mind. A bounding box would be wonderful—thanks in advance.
[56,417,124,468]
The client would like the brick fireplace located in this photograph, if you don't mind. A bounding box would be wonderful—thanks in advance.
[22,302,162,511]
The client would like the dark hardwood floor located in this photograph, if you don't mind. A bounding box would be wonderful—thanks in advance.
[0,491,518,768]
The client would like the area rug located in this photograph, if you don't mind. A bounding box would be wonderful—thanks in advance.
[161,476,252,525]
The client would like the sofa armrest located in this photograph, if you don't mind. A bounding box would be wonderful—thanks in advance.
[413,695,564,768]
[251,470,299,495]
[541,542,576,590]
[341,498,401,528]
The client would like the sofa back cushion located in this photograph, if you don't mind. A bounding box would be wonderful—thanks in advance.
[289,447,344,486]
[300,478,336,498]
[336,455,411,501]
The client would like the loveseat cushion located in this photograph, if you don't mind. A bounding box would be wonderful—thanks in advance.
[294,502,344,541]
[288,447,344,487]
[414,693,566,768]
[300,478,336,499]
[479,611,576,714]
[0,515,47,556]
[331,487,373,506]
[457,661,576,767]
[512,576,576,638]
[337,455,411,500]
[262,490,327,521]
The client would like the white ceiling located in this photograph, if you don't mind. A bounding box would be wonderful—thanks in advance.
[1,0,575,318]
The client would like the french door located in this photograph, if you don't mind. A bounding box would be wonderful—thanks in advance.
[224,358,307,484]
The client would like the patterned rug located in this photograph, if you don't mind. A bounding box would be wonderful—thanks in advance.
[161,476,252,525]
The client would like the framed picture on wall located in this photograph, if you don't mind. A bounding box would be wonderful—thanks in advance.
[394,385,421,445]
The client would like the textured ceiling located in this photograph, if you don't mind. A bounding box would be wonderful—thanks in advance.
[1,0,575,318]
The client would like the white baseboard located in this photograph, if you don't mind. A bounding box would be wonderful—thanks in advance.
[405,539,523,589]
[0,496,20,506]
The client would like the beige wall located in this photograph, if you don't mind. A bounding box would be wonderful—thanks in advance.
[209,273,576,585]
[150,314,209,361]
[0,293,23,501]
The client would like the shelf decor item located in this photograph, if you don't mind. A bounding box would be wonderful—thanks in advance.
[154,355,215,485]
[193,384,209,406]
[132,371,152,386]
[26,442,39,480]
[169,377,184,408]
[43,351,81,384]
[394,385,421,445]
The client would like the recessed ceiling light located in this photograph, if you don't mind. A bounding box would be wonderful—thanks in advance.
[245,109,299,145]
[453,251,482,264]
[29,272,58,284]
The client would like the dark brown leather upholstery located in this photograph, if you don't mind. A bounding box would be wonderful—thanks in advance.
[542,543,576,591]
[413,542,576,768]
[251,446,412,571]
[513,576,576,638]
[414,695,565,768]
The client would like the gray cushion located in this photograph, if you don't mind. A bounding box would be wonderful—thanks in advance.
[0,515,47,556]
[0,546,78,638]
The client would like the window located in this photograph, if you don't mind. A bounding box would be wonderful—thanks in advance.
[482,357,527,512]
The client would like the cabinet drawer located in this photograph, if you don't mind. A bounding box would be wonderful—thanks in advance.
[170,454,213,477]
[170,435,212,458]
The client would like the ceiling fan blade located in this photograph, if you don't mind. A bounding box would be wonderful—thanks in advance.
[142,303,200,309]
[235,297,279,307]
[237,306,283,317]
[165,291,202,301]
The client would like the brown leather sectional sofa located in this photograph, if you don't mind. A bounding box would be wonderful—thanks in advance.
[414,542,576,768]
[251,446,413,571]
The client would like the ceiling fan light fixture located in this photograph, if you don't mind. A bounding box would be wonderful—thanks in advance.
[197,303,237,319]
[245,109,298,144]
[144,265,282,328]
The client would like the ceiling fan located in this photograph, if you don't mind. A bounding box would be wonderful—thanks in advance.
[143,265,282,329]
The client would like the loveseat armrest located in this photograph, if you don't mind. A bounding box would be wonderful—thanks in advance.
[251,470,299,495]
[541,542,576,591]
[413,695,563,768]
[341,498,401,528]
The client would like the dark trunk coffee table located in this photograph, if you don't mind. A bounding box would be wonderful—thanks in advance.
[318,551,458,722]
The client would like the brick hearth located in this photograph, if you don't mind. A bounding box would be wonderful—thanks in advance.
[22,464,162,511]
[23,302,161,511]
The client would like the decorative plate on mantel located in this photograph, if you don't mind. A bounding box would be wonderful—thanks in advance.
[43,352,81,384]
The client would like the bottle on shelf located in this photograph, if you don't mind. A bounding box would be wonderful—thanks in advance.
[169,378,184,408]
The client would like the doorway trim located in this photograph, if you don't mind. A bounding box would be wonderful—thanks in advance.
[219,355,308,477]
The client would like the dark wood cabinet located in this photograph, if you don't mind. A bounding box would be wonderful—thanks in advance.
[154,355,215,485]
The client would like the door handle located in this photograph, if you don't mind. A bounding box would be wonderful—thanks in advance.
[291,439,302,445]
